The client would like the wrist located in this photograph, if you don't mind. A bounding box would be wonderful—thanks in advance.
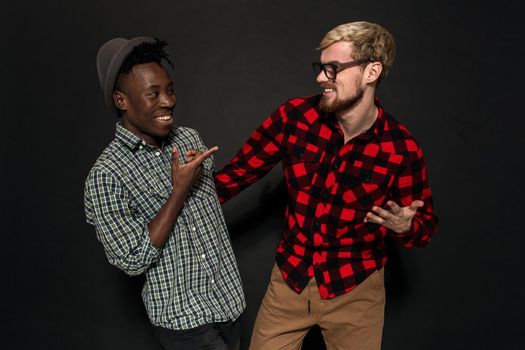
[395,221,412,234]
[169,184,190,201]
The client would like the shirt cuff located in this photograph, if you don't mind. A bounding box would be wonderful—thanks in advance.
[390,218,420,242]
[142,230,162,263]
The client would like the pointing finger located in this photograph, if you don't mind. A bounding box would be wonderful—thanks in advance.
[194,146,219,165]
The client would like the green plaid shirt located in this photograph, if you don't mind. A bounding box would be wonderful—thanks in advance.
[84,123,245,330]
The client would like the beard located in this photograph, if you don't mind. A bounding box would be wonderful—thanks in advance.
[319,86,364,113]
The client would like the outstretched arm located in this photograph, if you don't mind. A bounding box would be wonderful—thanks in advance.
[214,107,285,203]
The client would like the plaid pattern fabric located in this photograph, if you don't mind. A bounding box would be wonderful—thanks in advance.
[85,123,245,329]
[215,95,438,299]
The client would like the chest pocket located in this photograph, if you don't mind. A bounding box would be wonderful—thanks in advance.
[124,163,171,221]
[340,157,394,209]
[190,158,218,201]
[285,144,322,190]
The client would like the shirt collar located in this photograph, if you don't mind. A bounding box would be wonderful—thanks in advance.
[114,122,145,151]
[320,96,386,143]
[360,97,385,142]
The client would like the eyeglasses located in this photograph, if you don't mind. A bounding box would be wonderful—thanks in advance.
[312,58,372,80]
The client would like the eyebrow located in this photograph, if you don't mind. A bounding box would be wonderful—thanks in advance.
[145,82,173,89]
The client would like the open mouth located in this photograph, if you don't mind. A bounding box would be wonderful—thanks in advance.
[154,114,172,123]
[321,85,336,95]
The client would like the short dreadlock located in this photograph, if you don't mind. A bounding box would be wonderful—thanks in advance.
[113,38,174,115]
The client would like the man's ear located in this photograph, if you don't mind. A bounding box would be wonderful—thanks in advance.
[365,62,383,84]
[112,91,127,112]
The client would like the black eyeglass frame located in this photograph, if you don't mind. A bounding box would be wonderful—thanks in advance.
[312,58,372,80]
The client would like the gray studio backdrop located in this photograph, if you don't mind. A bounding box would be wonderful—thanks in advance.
[1,0,523,349]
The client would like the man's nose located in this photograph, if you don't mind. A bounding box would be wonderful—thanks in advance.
[160,93,176,108]
[316,70,329,84]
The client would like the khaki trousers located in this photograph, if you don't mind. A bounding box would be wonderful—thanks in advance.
[249,264,385,350]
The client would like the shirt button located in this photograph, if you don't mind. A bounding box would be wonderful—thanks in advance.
[139,145,143,150]
[211,279,215,284]
[321,191,329,200]
[313,220,320,228]
[201,254,206,259]
[332,161,340,170]
[154,151,161,156]
[192,227,196,232]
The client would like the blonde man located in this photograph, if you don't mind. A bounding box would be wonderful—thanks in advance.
[215,21,438,349]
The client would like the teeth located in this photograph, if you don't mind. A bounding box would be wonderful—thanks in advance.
[324,88,335,92]
[156,115,172,121]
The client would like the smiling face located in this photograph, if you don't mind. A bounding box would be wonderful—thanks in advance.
[113,62,176,147]
[316,41,367,114]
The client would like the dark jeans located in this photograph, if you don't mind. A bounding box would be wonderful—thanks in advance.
[153,318,241,350]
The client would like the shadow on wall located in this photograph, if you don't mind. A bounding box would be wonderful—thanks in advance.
[225,177,288,240]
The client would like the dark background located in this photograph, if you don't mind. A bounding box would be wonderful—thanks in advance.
[1,0,524,349]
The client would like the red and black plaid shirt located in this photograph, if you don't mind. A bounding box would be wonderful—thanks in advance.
[214,95,438,299]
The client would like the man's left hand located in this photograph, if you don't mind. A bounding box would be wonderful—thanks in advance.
[364,200,424,234]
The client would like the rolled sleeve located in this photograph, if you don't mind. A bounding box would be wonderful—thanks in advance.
[85,169,162,275]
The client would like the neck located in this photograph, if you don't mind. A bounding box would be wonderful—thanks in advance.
[335,93,378,143]
[121,119,162,148]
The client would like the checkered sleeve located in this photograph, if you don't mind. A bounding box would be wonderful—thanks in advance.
[85,169,161,275]
[388,146,438,247]
[214,106,285,202]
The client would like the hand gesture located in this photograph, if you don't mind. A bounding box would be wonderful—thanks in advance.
[364,200,424,234]
[171,146,218,192]
[184,149,201,162]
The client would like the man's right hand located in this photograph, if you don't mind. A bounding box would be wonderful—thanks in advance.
[147,146,218,248]
[171,146,219,193]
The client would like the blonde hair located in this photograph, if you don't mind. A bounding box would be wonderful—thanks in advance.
[320,21,396,79]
